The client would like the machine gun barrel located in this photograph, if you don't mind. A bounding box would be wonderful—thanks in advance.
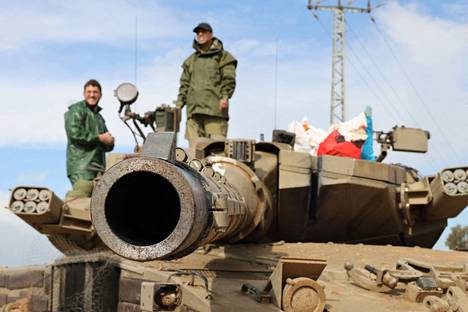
[90,154,271,261]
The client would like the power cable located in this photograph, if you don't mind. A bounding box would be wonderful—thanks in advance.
[344,23,409,123]
[371,18,462,164]
[347,21,418,125]
[312,13,440,170]
[313,14,399,122]
[345,20,450,168]
[274,38,279,130]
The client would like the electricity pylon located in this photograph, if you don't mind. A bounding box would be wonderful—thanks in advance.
[307,0,373,124]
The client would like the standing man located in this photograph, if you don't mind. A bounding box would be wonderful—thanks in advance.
[176,22,237,146]
[65,79,114,186]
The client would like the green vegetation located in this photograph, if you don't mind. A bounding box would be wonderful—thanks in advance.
[445,224,468,250]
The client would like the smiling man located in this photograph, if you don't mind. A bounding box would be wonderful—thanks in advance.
[64,79,114,187]
[176,22,237,147]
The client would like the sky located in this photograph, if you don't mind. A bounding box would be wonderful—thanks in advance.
[0,0,467,266]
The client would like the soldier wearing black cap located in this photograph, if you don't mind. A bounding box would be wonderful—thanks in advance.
[193,22,213,33]
[176,22,237,147]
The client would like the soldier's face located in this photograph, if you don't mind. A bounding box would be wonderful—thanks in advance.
[196,30,213,45]
[84,85,102,106]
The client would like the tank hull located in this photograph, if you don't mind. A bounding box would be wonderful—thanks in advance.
[1,243,467,312]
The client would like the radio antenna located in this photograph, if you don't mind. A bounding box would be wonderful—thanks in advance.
[134,16,138,87]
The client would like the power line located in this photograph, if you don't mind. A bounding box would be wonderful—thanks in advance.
[313,15,399,121]
[307,2,447,170]
[344,20,443,169]
[312,14,440,171]
[347,21,416,125]
[274,39,279,129]
[345,20,451,167]
[370,18,462,165]
[344,24,408,121]
[134,16,139,112]
[134,16,138,87]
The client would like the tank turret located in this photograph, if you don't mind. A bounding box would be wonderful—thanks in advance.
[82,130,468,261]
[6,83,468,261]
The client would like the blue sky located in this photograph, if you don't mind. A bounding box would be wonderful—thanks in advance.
[0,0,467,266]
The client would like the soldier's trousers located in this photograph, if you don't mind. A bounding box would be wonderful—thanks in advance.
[185,114,228,147]
[68,172,96,186]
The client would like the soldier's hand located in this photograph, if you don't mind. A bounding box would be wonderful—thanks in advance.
[98,132,114,146]
[219,99,229,110]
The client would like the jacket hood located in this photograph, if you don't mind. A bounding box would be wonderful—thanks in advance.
[192,37,223,55]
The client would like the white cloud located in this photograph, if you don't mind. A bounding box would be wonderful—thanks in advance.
[0,1,184,51]
[0,83,75,146]
[377,2,468,68]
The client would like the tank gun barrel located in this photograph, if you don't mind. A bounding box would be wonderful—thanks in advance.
[90,146,271,261]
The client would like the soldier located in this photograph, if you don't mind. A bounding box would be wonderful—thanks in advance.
[176,22,237,146]
[64,79,114,187]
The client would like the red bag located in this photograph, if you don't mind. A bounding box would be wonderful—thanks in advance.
[318,130,362,159]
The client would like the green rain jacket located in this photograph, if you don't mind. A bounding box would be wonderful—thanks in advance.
[177,37,237,120]
[64,100,113,182]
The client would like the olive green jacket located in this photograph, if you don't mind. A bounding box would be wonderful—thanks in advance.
[64,100,113,181]
[177,38,237,120]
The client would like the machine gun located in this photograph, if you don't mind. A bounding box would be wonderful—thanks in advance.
[375,126,430,162]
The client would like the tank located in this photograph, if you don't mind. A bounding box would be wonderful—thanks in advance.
[1,83,468,312]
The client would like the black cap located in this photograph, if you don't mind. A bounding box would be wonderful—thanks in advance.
[193,22,212,33]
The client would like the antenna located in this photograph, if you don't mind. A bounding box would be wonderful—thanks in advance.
[307,0,373,124]
[134,16,138,87]
[274,39,279,130]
